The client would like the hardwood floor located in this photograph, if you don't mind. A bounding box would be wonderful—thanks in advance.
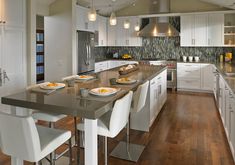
[0,92,234,165]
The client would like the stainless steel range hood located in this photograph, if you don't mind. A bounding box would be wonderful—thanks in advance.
[138,0,179,37]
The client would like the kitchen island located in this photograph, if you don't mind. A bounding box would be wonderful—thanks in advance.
[1,64,167,165]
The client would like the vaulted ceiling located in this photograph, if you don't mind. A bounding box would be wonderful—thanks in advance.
[77,0,137,15]
[77,0,231,16]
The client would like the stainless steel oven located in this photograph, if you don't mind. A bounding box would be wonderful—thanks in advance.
[148,59,177,91]
[167,68,177,90]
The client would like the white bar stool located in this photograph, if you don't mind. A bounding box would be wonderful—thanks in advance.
[0,112,72,165]
[77,91,133,165]
[110,80,149,162]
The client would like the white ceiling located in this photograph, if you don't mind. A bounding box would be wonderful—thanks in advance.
[77,0,137,15]
[36,0,57,6]
[200,0,235,9]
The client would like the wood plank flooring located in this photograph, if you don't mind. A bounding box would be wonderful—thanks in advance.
[0,92,234,165]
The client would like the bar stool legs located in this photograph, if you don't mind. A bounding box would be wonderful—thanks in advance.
[110,116,145,162]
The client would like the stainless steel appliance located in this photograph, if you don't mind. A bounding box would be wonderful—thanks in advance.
[166,60,177,91]
[149,59,177,90]
[138,0,179,37]
[77,31,95,74]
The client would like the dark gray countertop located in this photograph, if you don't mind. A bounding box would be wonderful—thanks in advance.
[214,62,235,94]
[2,65,166,119]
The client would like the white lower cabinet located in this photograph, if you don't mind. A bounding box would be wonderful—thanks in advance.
[230,96,235,159]
[95,60,138,73]
[217,75,235,161]
[177,63,213,91]
[130,69,167,132]
[149,69,167,126]
[177,63,201,90]
[94,61,108,72]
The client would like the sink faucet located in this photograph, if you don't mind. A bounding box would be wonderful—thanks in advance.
[3,70,9,83]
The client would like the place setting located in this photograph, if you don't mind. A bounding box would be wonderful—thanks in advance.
[75,74,96,83]
[109,77,138,86]
[29,82,66,95]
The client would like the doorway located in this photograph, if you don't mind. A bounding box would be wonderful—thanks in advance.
[36,15,45,83]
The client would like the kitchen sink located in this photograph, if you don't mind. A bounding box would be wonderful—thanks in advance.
[224,72,235,77]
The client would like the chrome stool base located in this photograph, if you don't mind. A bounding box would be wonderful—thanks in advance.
[110,141,145,162]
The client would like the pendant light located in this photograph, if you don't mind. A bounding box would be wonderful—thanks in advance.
[134,22,140,31]
[124,19,130,29]
[88,0,96,21]
[110,12,117,25]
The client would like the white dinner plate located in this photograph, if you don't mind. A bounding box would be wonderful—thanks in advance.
[76,75,94,80]
[40,82,65,90]
[89,87,119,96]
[116,78,137,84]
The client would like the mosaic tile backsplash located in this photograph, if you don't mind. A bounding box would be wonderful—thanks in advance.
[95,37,235,62]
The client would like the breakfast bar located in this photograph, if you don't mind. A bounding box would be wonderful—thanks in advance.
[1,64,166,165]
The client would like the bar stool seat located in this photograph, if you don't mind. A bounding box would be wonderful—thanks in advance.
[32,112,67,123]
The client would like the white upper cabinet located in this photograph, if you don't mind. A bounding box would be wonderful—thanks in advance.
[208,13,224,46]
[107,16,142,47]
[0,0,25,27]
[181,13,224,47]
[97,16,107,46]
[180,15,194,46]
[181,14,208,46]
[194,14,208,46]
[76,5,94,32]
[107,22,117,46]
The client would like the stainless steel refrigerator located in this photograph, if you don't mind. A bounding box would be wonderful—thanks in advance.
[77,31,95,74]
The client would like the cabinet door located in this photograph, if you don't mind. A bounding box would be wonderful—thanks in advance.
[180,15,194,46]
[2,0,25,27]
[201,64,213,91]
[208,13,224,46]
[76,5,94,32]
[116,17,127,46]
[230,97,235,156]
[194,14,208,46]
[149,78,157,125]
[107,23,117,46]
[129,17,142,46]
[98,16,107,46]
[0,26,26,112]
[219,76,225,116]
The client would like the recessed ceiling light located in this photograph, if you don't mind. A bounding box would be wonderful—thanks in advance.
[153,0,158,5]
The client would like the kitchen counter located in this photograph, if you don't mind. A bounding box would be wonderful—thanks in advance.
[215,62,235,94]
[95,58,138,62]
[2,64,166,119]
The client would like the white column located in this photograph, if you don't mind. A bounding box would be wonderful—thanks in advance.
[11,157,23,165]
[10,106,25,165]
[84,119,98,165]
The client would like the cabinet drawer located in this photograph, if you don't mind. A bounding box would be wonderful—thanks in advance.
[177,63,201,69]
[177,69,200,78]
[178,79,201,89]
[177,63,201,79]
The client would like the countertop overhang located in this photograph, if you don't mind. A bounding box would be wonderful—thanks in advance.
[2,65,167,119]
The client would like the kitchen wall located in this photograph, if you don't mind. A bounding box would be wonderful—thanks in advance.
[95,37,234,62]
[95,16,234,62]
[44,0,73,81]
